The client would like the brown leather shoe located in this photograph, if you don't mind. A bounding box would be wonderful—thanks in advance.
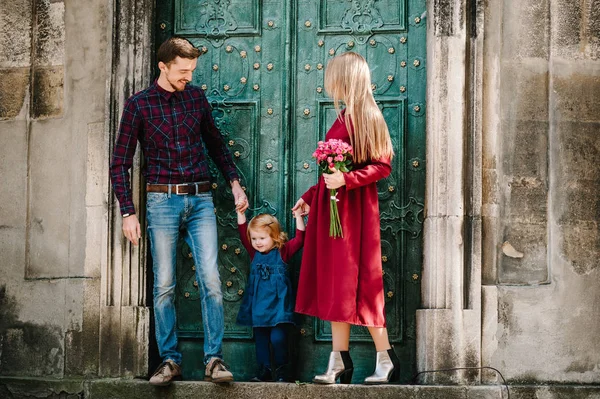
[149,360,182,386]
[204,357,234,383]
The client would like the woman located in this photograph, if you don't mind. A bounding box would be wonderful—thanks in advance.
[292,52,400,384]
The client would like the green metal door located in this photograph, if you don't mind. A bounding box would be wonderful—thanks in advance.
[155,0,425,383]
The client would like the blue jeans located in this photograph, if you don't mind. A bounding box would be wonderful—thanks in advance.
[146,191,224,365]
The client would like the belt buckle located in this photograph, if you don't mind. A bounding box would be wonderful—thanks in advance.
[175,183,199,195]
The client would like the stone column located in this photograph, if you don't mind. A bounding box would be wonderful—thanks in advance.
[416,0,484,383]
[98,0,154,378]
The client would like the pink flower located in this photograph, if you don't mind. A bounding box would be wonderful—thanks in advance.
[311,139,354,238]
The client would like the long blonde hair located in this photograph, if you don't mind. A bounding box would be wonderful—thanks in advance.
[324,52,394,164]
[247,214,288,249]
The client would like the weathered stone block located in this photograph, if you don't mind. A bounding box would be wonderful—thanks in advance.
[0,0,32,68]
[501,120,549,179]
[555,180,600,223]
[84,206,104,278]
[551,0,600,59]
[507,179,548,223]
[0,285,19,332]
[552,71,600,122]
[432,0,455,37]
[508,386,543,399]
[0,377,84,399]
[552,119,600,281]
[511,386,600,398]
[499,222,548,284]
[26,205,70,278]
[491,285,594,382]
[0,325,63,377]
[417,309,480,384]
[501,0,550,60]
[483,168,499,207]
[467,386,505,399]
[416,386,467,399]
[591,0,600,39]
[481,287,499,382]
[552,1,584,48]
[555,121,600,183]
[0,120,28,228]
[27,123,72,278]
[0,68,30,120]
[32,66,63,119]
[560,221,600,276]
[500,63,549,122]
[85,122,107,207]
[63,279,86,377]
[0,230,26,288]
[77,279,100,377]
[34,0,65,67]
[482,215,499,284]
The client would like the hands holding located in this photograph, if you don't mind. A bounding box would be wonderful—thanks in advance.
[292,206,304,219]
[323,168,346,189]
[231,180,249,212]
[292,198,310,217]
[292,200,306,231]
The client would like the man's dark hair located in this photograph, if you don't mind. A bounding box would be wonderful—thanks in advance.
[157,36,201,65]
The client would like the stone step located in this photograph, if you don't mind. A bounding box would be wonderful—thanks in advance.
[82,379,600,399]
[4,377,600,399]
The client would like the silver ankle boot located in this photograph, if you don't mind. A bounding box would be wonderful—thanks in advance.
[364,348,400,384]
[312,351,353,384]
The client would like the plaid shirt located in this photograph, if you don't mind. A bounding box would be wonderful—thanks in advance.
[110,81,239,215]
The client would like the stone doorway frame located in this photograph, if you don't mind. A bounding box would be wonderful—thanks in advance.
[99,0,154,377]
[417,0,486,383]
[100,0,486,381]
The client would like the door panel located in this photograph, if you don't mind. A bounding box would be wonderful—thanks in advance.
[292,0,425,382]
[155,0,425,383]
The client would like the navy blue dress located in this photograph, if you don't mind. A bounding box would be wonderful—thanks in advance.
[236,223,305,327]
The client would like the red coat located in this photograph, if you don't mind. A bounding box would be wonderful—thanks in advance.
[294,115,391,327]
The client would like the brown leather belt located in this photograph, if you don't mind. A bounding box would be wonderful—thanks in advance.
[147,181,211,195]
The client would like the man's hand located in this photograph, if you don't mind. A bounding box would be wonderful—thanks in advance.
[292,198,310,216]
[323,168,346,189]
[122,214,142,246]
[231,180,249,212]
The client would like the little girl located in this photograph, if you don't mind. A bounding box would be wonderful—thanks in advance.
[236,208,305,382]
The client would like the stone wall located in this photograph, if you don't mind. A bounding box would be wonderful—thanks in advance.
[482,0,600,383]
[0,0,110,377]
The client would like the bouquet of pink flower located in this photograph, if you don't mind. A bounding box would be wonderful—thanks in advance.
[312,139,354,238]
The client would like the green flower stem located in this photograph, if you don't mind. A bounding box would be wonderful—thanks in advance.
[329,189,343,238]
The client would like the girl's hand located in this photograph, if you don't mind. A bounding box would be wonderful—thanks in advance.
[292,206,304,219]
[323,168,346,189]
[293,207,306,231]
[236,207,247,225]
[292,198,310,216]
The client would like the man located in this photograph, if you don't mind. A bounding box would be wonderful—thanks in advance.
[110,36,248,386]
